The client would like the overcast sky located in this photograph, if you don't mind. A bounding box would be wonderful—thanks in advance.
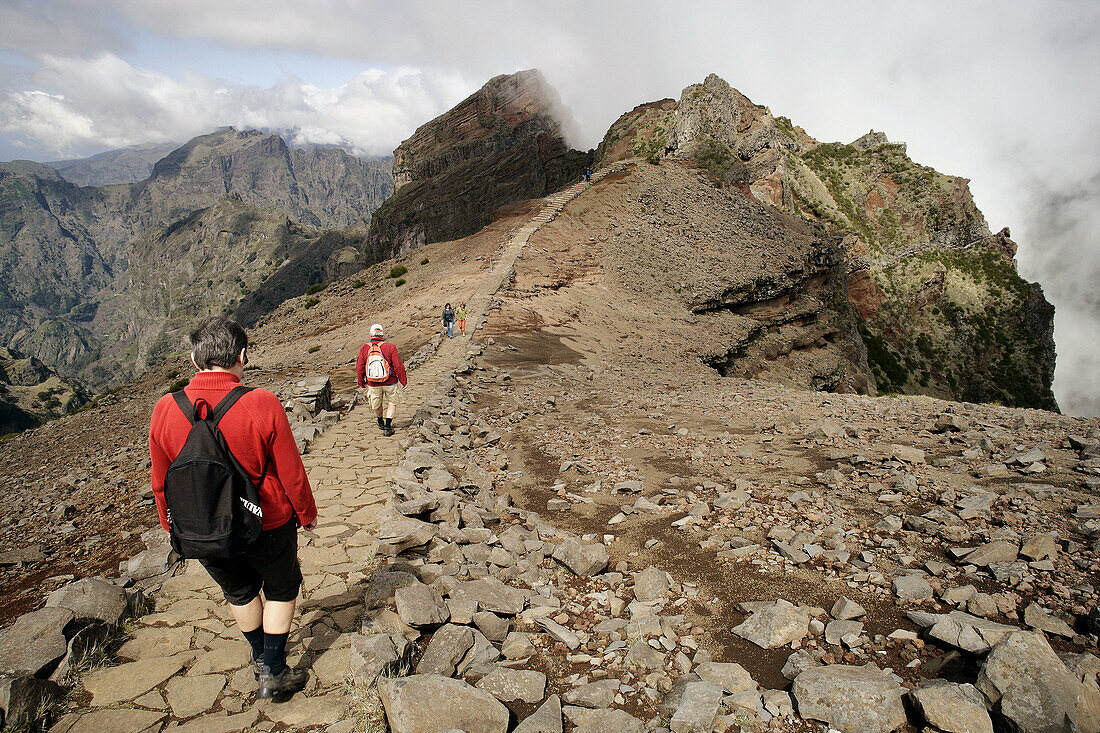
[1,0,1096,414]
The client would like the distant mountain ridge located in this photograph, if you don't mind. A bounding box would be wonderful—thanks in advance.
[46,142,180,187]
[0,128,394,414]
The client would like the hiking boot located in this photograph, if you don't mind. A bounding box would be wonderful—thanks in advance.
[257,665,308,699]
[383,426,395,437]
[253,658,264,680]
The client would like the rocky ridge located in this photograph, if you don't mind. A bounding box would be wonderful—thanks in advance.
[596,73,1057,410]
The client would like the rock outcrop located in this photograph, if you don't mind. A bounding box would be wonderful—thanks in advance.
[0,346,90,434]
[596,73,1057,409]
[367,69,590,255]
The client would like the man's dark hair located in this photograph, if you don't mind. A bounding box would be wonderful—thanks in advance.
[190,317,248,370]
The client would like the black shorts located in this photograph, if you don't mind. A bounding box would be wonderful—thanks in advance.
[198,520,303,605]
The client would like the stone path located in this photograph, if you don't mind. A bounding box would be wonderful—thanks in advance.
[50,169,619,733]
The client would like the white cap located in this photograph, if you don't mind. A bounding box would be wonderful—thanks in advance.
[370,323,384,336]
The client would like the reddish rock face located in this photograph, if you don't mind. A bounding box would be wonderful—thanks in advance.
[847,270,887,321]
[371,69,590,255]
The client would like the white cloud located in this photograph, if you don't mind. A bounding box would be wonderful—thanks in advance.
[0,53,473,158]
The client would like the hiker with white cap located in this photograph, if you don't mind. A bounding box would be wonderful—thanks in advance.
[355,324,407,436]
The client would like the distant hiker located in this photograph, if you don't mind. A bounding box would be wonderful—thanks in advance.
[442,303,456,339]
[149,317,317,700]
[356,323,407,436]
[584,168,592,182]
[456,303,468,335]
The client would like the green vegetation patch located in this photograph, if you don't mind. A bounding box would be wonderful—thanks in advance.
[303,297,320,309]
[307,345,321,354]
[388,265,407,279]
[166,377,190,393]
[307,282,328,295]
[692,136,749,185]
[394,278,406,287]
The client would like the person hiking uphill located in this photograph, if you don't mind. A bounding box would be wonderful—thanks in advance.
[356,323,407,436]
[455,303,468,336]
[149,317,317,700]
[442,303,456,338]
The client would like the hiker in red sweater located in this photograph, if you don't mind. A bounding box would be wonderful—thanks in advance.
[355,323,407,436]
[149,317,316,700]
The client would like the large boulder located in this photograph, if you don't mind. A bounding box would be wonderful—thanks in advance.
[378,674,509,733]
[731,600,810,649]
[976,631,1098,733]
[0,607,74,676]
[349,633,413,686]
[908,680,993,733]
[0,675,64,729]
[448,577,527,615]
[45,578,128,626]
[552,538,609,576]
[394,584,450,628]
[791,664,907,733]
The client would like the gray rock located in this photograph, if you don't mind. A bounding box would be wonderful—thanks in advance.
[349,633,413,686]
[448,578,527,615]
[670,681,723,733]
[961,540,1019,567]
[374,515,437,557]
[1023,603,1076,638]
[563,679,619,708]
[893,574,933,600]
[908,680,993,733]
[513,694,563,733]
[472,611,511,642]
[394,584,450,627]
[0,607,73,676]
[563,706,645,733]
[781,650,821,680]
[53,709,166,733]
[415,624,474,677]
[536,617,580,650]
[552,538,609,576]
[825,620,864,646]
[693,662,755,694]
[792,664,907,733]
[625,640,665,669]
[928,611,1016,654]
[731,601,810,649]
[976,631,1097,733]
[0,675,64,730]
[501,632,536,660]
[1007,448,1046,465]
[475,668,546,703]
[633,566,670,602]
[1021,533,1059,561]
[45,577,128,625]
[831,596,866,620]
[379,674,509,733]
[454,629,500,676]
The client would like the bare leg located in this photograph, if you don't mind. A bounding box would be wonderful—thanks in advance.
[385,403,397,420]
[263,599,297,634]
[228,596,263,632]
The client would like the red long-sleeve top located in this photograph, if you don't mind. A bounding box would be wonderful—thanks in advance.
[355,338,407,388]
[149,371,317,532]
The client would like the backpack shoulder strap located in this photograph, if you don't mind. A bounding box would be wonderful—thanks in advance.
[172,390,197,426]
[210,385,254,426]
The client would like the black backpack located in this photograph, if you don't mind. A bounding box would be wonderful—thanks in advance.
[163,386,268,559]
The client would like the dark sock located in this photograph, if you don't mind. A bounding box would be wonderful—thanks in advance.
[384,418,392,428]
[263,632,289,676]
[377,416,385,428]
[242,627,264,662]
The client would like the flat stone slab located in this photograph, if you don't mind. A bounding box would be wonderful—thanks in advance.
[172,708,260,733]
[563,706,645,733]
[476,667,547,703]
[792,664,906,733]
[262,692,347,727]
[165,673,226,718]
[449,578,527,615]
[732,601,810,649]
[416,624,474,676]
[694,662,755,694]
[379,674,509,733]
[670,681,724,733]
[55,708,166,733]
[82,656,184,706]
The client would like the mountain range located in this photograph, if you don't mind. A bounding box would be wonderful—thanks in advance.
[0,69,1058,434]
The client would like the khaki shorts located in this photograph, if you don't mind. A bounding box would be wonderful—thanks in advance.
[366,383,402,411]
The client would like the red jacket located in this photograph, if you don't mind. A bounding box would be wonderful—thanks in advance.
[149,371,317,532]
[356,338,407,388]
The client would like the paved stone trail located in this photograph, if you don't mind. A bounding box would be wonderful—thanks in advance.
[51,168,625,733]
